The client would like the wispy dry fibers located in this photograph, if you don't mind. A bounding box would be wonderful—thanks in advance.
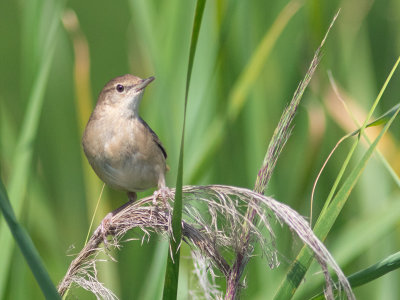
[226,10,342,300]
[58,185,354,300]
[254,10,339,199]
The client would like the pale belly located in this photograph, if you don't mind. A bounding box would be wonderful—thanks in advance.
[82,114,165,193]
[92,153,161,192]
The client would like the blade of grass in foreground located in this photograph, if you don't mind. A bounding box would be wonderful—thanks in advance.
[0,1,64,296]
[162,1,206,299]
[349,103,400,136]
[327,72,400,190]
[320,57,400,218]
[0,29,59,299]
[310,251,400,300]
[310,101,400,222]
[273,57,400,299]
[293,198,400,298]
[0,178,60,299]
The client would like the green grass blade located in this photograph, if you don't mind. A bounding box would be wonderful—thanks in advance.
[0,178,60,299]
[0,33,59,297]
[366,103,400,127]
[348,103,400,136]
[328,72,400,190]
[318,57,400,219]
[346,251,400,288]
[162,1,206,299]
[0,0,65,295]
[227,0,302,120]
[273,102,400,299]
[187,0,301,183]
[315,101,400,241]
[294,198,400,299]
[310,251,400,300]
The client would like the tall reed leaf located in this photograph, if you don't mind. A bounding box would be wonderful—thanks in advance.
[162,1,206,299]
[310,250,400,299]
[223,11,339,299]
[0,178,60,299]
[273,56,400,300]
[0,6,62,295]
[188,0,301,183]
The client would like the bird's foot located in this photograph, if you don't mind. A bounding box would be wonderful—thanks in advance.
[100,193,137,247]
[153,186,172,206]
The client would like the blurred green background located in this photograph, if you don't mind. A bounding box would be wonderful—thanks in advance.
[1,0,400,299]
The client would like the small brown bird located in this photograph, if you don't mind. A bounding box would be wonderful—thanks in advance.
[82,74,169,210]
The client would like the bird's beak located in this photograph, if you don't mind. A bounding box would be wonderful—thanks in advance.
[136,76,155,92]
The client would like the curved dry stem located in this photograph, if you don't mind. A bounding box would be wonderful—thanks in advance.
[310,134,349,226]
[58,185,354,300]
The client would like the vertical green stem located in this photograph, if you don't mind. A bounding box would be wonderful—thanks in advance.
[162,1,207,299]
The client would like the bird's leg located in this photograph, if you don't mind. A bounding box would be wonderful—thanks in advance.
[127,191,138,202]
[101,192,137,244]
[152,175,172,206]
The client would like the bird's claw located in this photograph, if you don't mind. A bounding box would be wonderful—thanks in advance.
[153,187,172,206]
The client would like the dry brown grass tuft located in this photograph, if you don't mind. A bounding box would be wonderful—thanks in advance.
[58,185,354,300]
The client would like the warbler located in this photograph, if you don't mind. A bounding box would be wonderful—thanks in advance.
[82,74,169,207]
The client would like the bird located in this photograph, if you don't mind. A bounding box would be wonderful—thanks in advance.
[82,74,169,217]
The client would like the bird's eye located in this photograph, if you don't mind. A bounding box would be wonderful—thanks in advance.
[116,84,124,93]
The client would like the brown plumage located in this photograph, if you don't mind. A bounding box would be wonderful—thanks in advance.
[82,74,168,203]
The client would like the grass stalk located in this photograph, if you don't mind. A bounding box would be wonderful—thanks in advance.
[273,57,400,299]
[0,178,60,299]
[162,1,207,299]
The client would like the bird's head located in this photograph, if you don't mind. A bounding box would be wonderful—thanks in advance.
[98,74,155,115]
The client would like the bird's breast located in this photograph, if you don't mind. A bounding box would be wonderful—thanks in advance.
[83,115,166,192]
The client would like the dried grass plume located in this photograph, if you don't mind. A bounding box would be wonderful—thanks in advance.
[58,185,354,300]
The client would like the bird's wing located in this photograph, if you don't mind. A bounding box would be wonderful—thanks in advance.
[139,117,167,159]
